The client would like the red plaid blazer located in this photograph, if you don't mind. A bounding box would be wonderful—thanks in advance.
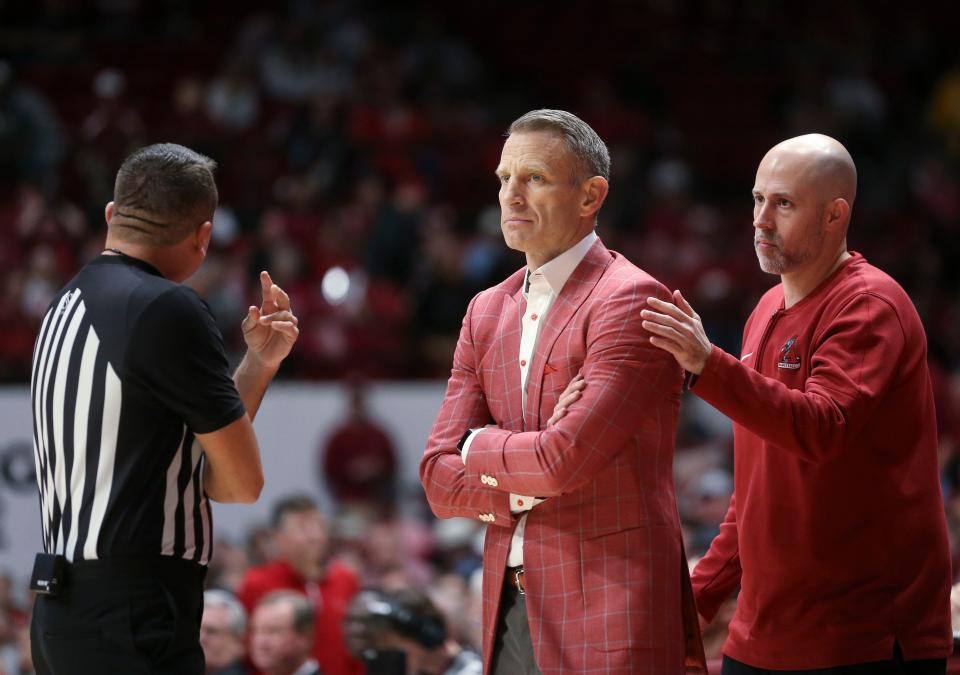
[421,240,706,674]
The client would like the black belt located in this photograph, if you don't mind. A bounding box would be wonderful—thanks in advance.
[65,556,206,587]
[505,566,525,595]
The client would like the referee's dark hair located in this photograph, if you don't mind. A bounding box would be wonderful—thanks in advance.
[270,494,319,529]
[111,143,218,245]
[257,590,315,634]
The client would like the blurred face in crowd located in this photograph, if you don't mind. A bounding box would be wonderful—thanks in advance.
[343,591,386,657]
[496,131,606,270]
[752,135,854,278]
[275,508,328,580]
[378,629,430,674]
[200,604,245,672]
[250,601,312,675]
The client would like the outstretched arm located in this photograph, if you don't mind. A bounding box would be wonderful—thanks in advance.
[641,289,906,463]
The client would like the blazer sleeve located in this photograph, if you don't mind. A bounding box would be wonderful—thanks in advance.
[462,277,683,496]
[691,493,741,621]
[419,294,516,528]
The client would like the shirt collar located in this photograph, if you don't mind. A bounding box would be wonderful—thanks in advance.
[94,251,165,278]
[524,230,597,297]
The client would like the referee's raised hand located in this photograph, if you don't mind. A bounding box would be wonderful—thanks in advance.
[242,270,299,370]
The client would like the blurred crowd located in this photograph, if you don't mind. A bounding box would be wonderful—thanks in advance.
[3,0,960,672]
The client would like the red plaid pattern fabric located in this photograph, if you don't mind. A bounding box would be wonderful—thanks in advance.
[421,240,706,674]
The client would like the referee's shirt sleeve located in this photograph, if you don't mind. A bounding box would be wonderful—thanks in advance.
[127,285,246,434]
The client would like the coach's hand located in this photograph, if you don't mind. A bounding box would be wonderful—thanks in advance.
[242,270,299,370]
[547,373,585,426]
[640,290,711,375]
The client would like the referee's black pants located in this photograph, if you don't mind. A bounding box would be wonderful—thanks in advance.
[31,556,206,675]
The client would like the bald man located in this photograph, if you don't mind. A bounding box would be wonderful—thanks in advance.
[640,135,952,673]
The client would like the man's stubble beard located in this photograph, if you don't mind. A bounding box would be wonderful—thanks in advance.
[755,217,825,276]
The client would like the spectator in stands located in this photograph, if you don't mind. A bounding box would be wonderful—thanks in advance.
[237,495,362,675]
[342,589,390,660]
[0,60,65,196]
[321,377,397,514]
[949,582,960,653]
[206,537,252,593]
[0,616,33,675]
[74,68,145,214]
[249,591,320,675]
[684,467,734,555]
[344,587,482,675]
[0,572,26,633]
[258,21,348,103]
[206,58,261,133]
[928,58,960,158]
[79,68,145,168]
[201,590,249,675]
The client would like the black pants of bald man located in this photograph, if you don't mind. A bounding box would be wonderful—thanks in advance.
[491,577,542,675]
[721,642,946,675]
[31,557,206,675]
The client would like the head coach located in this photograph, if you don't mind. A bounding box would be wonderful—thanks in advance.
[420,110,706,674]
[28,143,299,674]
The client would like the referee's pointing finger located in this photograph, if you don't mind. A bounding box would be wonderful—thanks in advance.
[260,270,273,298]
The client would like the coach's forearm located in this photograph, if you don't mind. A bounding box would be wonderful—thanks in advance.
[233,352,279,422]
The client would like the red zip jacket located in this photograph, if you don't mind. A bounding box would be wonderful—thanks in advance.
[690,252,951,669]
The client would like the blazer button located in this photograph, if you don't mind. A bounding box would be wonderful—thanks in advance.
[488,477,499,487]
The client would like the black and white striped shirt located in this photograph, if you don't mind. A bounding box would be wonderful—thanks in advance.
[30,254,245,566]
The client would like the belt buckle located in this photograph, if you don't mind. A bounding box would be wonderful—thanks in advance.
[514,567,525,595]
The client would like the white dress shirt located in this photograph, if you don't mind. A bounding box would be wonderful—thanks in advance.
[462,230,597,567]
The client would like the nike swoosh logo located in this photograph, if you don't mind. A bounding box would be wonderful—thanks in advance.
[741,352,753,361]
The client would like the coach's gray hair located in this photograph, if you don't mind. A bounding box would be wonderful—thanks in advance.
[204,589,247,636]
[508,109,610,182]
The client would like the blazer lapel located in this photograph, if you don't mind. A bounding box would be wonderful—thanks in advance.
[524,240,613,428]
[497,285,526,432]
[478,267,526,433]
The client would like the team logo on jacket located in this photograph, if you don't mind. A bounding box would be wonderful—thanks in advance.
[778,336,801,370]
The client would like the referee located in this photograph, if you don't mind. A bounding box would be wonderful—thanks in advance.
[28,143,299,674]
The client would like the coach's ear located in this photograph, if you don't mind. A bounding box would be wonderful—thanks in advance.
[105,201,115,224]
[580,176,609,220]
[194,220,213,257]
